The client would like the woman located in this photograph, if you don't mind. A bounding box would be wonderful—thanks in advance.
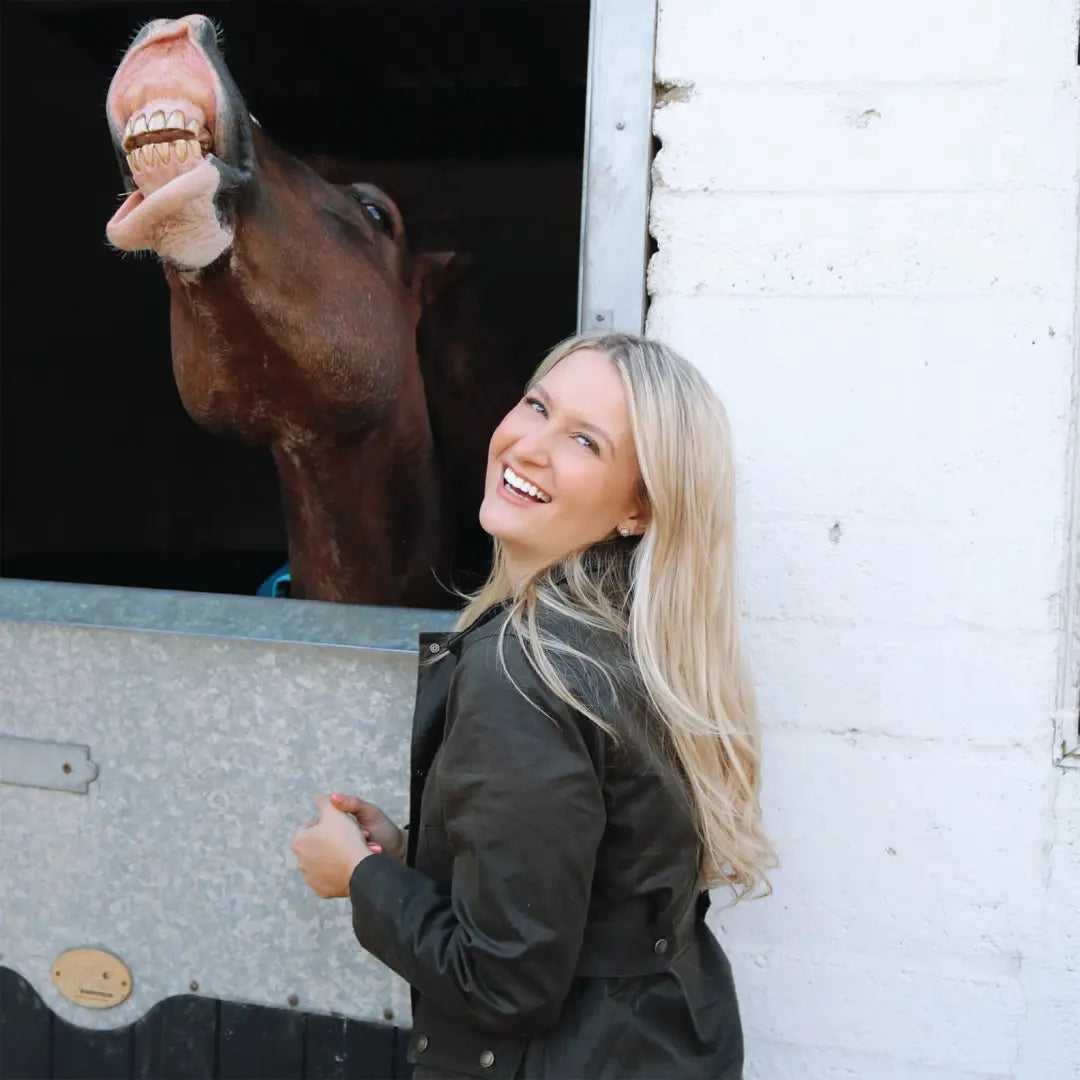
[292,332,775,1079]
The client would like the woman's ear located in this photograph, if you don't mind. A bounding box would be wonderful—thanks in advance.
[623,493,652,536]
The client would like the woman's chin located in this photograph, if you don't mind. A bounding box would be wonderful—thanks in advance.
[478,497,509,541]
[479,498,532,550]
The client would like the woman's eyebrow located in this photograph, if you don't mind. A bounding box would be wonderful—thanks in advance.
[533,382,615,454]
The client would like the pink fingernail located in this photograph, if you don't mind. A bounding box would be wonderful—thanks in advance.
[370,844,383,853]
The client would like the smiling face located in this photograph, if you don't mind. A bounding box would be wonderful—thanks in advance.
[479,347,650,580]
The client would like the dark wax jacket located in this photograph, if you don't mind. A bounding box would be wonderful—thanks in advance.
[348,605,744,1079]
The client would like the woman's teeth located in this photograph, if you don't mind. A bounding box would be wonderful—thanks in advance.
[503,466,550,503]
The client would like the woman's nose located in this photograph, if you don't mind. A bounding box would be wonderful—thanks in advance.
[511,431,551,467]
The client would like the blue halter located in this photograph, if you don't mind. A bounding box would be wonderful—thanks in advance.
[256,562,291,599]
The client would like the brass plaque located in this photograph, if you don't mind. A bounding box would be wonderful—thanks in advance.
[52,948,132,1009]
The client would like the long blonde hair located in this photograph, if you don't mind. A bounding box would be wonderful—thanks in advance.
[458,332,775,899]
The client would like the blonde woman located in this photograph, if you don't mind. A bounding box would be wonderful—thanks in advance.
[293,333,774,1079]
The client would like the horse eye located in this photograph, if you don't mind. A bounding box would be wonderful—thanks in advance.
[350,191,393,235]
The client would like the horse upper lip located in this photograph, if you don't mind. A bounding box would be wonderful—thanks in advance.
[107,18,224,163]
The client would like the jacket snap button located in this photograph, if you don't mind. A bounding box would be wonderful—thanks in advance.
[653,937,669,955]
[416,1035,429,1052]
[479,1050,495,1068]
[428,643,440,654]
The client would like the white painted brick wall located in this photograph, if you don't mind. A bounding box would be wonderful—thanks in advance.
[648,1,1080,1077]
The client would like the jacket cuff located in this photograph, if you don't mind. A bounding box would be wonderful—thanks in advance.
[347,853,421,958]
[348,852,396,909]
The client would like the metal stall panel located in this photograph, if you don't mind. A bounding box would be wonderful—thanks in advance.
[577,0,658,335]
[0,581,454,1070]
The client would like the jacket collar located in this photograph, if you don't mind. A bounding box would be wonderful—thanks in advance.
[419,601,506,662]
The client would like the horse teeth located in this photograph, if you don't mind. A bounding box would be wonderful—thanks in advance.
[142,144,156,166]
[158,141,171,163]
[175,139,188,163]
[127,151,139,174]
[132,114,148,136]
[123,118,133,141]
[167,109,186,129]
[189,139,203,159]
[186,119,201,136]
[148,110,166,131]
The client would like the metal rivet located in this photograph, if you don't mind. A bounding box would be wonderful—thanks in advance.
[653,937,669,955]
[382,1008,394,1021]
[189,980,199,992]
[417,1035,429,1052]
[61,763,72,774]
[428,642,440,654]
[595,312,605,322]
[287,994,299,1007]
[480,1050,495,1068]
[615,120,625,130]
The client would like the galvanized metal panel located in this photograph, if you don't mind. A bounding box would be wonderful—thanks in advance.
[577,0,658,334]
[0,585,445,1032]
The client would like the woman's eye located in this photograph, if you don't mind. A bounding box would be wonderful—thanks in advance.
[524,396,547,416]
[574,433,600,454]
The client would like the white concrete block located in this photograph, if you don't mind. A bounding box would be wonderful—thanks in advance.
[653,83,1080,194]
[1012,773,1080,1080]
[1032,775,1080,962]
[1013,963,1080,1080]
[655,0,1072,83]
[645,296,1074,528]
[739,516,1061,632]
[729,950,1025,1073]
[712,733,1053,959]
[744,622,1059,749]
[648,189,1077,302]
[743,1046,1012,1080]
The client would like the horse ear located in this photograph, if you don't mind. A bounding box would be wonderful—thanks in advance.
[414,252,470,307]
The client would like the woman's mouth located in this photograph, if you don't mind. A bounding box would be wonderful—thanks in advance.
[501,465,551,504]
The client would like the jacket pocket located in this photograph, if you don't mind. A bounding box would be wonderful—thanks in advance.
[409,997,528,1079]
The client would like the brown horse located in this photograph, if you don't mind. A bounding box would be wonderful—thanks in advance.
[104,14,525,606]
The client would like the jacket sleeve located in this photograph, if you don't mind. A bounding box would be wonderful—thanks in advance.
[347,630,607,1036]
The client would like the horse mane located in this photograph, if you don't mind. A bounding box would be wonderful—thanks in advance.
[415,253,533,593]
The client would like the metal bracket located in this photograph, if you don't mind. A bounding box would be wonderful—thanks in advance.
[0,734,99,793]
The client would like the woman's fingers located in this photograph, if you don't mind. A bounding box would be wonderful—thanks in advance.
[330,793,368,814]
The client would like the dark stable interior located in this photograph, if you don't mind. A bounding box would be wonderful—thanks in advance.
[0,0,588,598]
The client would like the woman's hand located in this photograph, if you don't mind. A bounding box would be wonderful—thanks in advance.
[292,794,373,899]
[329,793,408,864]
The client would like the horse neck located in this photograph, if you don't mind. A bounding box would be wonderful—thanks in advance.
[270,393,448,606]
[166,262,451,608]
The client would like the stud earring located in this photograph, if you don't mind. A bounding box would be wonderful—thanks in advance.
[617,525,631,537]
